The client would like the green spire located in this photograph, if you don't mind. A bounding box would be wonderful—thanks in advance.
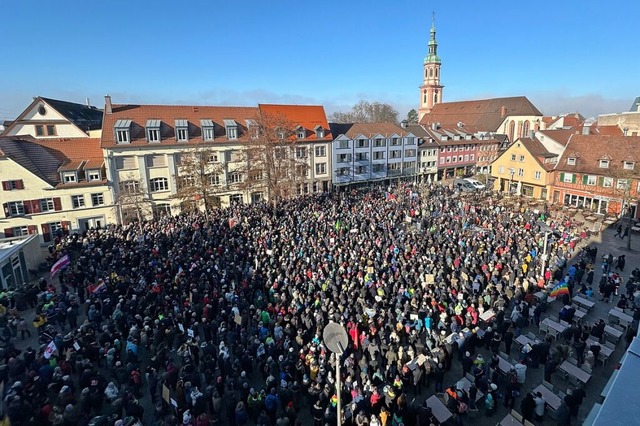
[424,12,441,64]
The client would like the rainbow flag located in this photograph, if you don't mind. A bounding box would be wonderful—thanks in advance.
[550,282,569,298]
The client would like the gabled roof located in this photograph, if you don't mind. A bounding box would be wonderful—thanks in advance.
[419,96,543,131]
[555,134,640,176]
[41,97,103,131]
[258,104,332,141]
[0,136,104,187]
[537,129,578,147]
[328,122,407,140]
[590,123,624,136]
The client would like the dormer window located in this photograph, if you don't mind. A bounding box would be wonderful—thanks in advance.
[224,119,238,140]
[146,119,161,143]
[314,125,325,139]
[567,157,576,166]
[624,161,635,170]
[62,172,77,183]
[114,119,132,144]
[175,119,189,142]
[296,127,306,140]
[200,119,215,141]
[599,159,609,168]
[245,119,259,139]
[87,170,101,181]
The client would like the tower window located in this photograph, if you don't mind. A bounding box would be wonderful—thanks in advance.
[429,68,433,77]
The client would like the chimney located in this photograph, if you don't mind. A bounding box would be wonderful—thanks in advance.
[104,95,112,114]
[500,106,506,118]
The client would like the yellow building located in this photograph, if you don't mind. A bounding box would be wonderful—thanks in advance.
[491,137,558,199]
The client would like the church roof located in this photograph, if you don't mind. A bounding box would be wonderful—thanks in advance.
[419,96,543,132]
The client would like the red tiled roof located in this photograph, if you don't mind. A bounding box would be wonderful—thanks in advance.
[419,96,543,131]
[258,104,332,141]
[518,137,557,171]
[101,104,259,148]
[101,103,332,148]
[537,129,579,147]
[329,122,407,139]
[556,134,640,176]
[590,124,624,136]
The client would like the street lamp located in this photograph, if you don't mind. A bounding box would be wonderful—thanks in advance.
[509,168,515,195]
[323,322,348,426]
[538,221,552,286]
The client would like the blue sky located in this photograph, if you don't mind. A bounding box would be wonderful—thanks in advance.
[1,0,638,121]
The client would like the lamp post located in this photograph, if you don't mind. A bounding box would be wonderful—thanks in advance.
[509,168,515,195]
[323,322,348,426]
[538,221,552,286]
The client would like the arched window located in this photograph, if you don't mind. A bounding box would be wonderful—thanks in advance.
[522,120,530,137]
[423,90,427,104]
[508,121,515,142]
[433,91,438,104]
[429,68,433,77]
[425,69,428,78]
[435,68,438,78]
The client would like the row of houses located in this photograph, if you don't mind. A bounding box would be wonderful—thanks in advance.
[1,95,639,248]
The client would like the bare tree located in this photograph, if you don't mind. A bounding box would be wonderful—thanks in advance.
[115,172,151,224]
[239,112,310,206]
[172,145,224,213]
[610,168,639,250]
[329,100,399,124]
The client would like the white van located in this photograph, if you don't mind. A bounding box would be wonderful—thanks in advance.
[463,178,486,190]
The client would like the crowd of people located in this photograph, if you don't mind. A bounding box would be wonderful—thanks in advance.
[0,183,636,426]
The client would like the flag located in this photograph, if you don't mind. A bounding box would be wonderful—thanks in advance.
[385,192,397,202]
[335,219,342,231]
[44,340,57,359]
[229,218,238,228]
[550,282,569,298]
[91,280,106,294]
[50,255,70,277]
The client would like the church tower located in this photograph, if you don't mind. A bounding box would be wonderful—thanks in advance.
[418,14,444,121]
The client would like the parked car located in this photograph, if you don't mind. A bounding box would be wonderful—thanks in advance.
[454,179,476,192]
[463,178,486,190]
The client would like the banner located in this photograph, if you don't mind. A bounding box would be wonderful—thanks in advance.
[50,255,70,277]
[44,340,57,359]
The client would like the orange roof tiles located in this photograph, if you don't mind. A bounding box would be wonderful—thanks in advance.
[556,134,640,176]
[258,104,332,141]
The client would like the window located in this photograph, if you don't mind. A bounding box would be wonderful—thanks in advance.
[356,166,367,174]
[314,126,325,138]
[470,154,474,161]
[87,170,101,181]
[248,170,264,181]
[624,161,635,170]
[388,163,401,171]
[297,129,306,139]
[519,155,525,162]
[146,155,166,168]
[115,156,136,170]
[534,171,542,180]
[563,173,574,183]
[40,198,55,212]
[374,139,386,147]
[12,226,30,237]
[337,167,350,176]
[119,180,140,193]
[71,195,85,208]
[295,147,307,159]
[149,177,169,192]
[229,194,243,204]
[586,175,596,185]
[224,119,238,140]
[391,138,400,146]
[2,180,24,190]
[511,154,516,161]
[464,154,469,162]
[62,172,77,183]
[390,150,401,159]
[338,140,349,149]
[406,137,415,145]
[201,119,215,141]
[295,164,307,177]
[617,179,629,190]
[35,125,44,136]
[599,159,609,168]
[405,149,416,157]
[372,164,384,173]
[373,151,385,160]
[403,161,416,171]
[91,193,104,206]
[6,201,25,216]
[518,168,524,177]
[175,119,189,142]
[440,157,445,164]
[357,139,369,148]
[315,163,326,174]
[355,153,368,161]
[46,125,56,136]
[114,119,132,144]
[207,153,218,163]
[446,157,451,163]
[337,154,351,163]
[228,173,243,184]
[567,157,576,166]
[603,177,613,188]
[209,174,221,186]
[315,146,326,157]
[458,156,463,162]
